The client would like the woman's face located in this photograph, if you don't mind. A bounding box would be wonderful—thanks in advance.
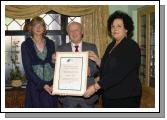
[111,18,127,41]
[32,23,44,36]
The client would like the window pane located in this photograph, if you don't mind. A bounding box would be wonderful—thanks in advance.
[11,36,25,47]
[68,17,81,24]
[6,17,25,30]
[66,35,70,43]
[42,14,61,30]
[15,19,25,26]
[5,52,12,66]
[5,36,12,52]
[46,35,62,50]
[49,21,60,30]
[8,21,22,30]
[49,14,61,25]
[5,17,13,26]
[139,15,146,84]
[5,52,12,85]
[43,14,53,26]
[149,12,155,87]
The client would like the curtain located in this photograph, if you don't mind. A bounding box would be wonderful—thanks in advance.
[6,5,109,57]
[81,6,109,57]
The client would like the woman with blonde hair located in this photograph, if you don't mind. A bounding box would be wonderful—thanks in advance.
[21,16,58,107]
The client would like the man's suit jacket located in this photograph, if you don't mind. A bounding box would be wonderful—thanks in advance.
[57,41,99,106]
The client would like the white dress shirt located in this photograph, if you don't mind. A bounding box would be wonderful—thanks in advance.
[71,42,82,52]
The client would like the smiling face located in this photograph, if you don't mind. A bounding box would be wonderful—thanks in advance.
[67,22,83,44]
[32,23,45,36]
[111,18,128,42]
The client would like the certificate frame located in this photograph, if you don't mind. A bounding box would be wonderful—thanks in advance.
[52,52,88,96]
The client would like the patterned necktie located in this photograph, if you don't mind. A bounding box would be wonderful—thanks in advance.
[74,45,79,52]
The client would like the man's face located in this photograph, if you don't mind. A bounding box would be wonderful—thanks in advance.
[68,23,83,44]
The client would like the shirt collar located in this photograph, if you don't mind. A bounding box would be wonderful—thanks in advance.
[71,41,82,47]
[71,41,82,52]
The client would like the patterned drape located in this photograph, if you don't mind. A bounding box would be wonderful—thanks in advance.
[6,5,109,57]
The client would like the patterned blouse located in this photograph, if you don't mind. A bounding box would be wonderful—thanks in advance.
[32,39,53,81]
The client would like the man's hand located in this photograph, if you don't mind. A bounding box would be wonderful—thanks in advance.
[87,66,91,77]
[88,51,101,67]
[52,53,57,63]
[83,83,101,98]
[83,84,96,98]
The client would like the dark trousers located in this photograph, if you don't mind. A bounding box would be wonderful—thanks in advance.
[102,96,141,108]
[59,96,97,108]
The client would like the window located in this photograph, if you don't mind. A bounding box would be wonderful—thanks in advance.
[138,6,155,88]
[5,11,81,87]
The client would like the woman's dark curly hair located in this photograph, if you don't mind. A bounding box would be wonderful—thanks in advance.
[107,10,134,39]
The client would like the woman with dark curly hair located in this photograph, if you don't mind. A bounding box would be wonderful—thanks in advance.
[84,11,142,108]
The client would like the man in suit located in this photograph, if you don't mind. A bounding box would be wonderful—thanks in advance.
[57,22,99,107]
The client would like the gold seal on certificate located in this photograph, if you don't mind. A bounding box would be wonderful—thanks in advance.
[52,52,88,96]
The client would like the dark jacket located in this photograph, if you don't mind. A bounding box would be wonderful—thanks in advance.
[21,37,57,107]
[98,37,142,99]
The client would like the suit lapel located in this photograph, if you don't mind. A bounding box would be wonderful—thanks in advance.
[82,42,87,51]
[67,43,72,52]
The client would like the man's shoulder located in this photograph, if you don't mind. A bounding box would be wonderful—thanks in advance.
[57,43,71,51]
[59,43,71,48]
[83,41,96,47]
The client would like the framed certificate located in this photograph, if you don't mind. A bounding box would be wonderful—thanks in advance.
[52,52,88,96]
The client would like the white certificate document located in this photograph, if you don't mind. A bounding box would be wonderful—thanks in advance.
[52,52,88,96]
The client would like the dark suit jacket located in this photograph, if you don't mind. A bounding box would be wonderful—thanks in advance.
[57,41,99,106]
[98,37,142,99]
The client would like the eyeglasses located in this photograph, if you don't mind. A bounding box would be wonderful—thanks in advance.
[68,29,81,33]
